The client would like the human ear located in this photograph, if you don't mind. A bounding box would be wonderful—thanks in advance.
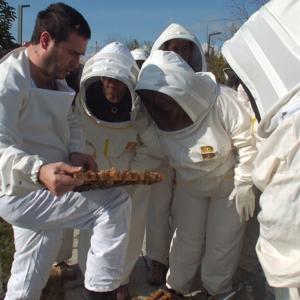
[40,32,52,50]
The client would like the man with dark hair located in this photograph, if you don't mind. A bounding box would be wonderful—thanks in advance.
[30,2,91,44]
[0,3,131,300]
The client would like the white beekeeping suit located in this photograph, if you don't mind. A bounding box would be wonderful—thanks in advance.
[54,59,87,274]
[237,85,258,134]
[135,50,257,297]
[54,57,88,275]
[151,23,207,72]
[131,48,149,62]
[0,47,131,300]
[223,0,300,298]
[235,84,261,288]
[145,23,207,283]
[76,42,159,289]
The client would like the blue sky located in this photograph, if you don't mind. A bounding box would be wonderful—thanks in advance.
[7,0,261,56]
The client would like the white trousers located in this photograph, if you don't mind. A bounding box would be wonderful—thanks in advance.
[78,185,151,284]
[55,229,74,263]
[146,163,174,266]
[0,187,131,300]
[275,288,300,300]
[166,177,245,295]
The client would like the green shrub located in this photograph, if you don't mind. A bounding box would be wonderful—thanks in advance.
[0,218,14,285]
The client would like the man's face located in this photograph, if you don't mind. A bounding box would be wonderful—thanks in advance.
[138,90,193,131]
[44,32,88,80]
[165,39,193,66]
[101,77,127,104]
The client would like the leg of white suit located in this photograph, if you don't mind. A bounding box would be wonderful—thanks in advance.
[146,163,174,266]
[8,226,63,300]
[78,186,151,285]
[78,229,92,274]
[55,229,74,263]
[167,179,244,295]
[121,185,151,284]
[201,190,245,295]
[167,183,208,294]
[0,187,131,300]
[274,288,300,300]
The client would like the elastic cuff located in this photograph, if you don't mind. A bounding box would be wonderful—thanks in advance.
[84,282,119,293]
[234,180,252,188]
[31,158,45,184]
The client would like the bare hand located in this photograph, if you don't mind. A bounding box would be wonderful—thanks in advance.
[38,162,83,196]
[69,152,98,171]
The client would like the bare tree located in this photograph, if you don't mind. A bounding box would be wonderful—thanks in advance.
[224,0,269,38]
[100,37,153,52]
[228,0,269,22]
[228,0,251,23]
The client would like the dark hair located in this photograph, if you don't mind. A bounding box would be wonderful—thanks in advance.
[31,2,91,44]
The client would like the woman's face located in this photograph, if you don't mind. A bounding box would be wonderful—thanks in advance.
[101,77,127,104]
[138,90,193,131]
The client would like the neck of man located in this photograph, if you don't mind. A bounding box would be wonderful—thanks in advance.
[27,45,57,90]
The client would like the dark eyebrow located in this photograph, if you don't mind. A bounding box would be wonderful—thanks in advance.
[70,48,85,56]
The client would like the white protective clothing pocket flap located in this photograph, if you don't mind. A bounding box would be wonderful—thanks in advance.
[189,144,217,163]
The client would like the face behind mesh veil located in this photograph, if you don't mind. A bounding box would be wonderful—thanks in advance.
[80,41,139,123]
[137,89,193,131]
[136,50,218,132]
[151,23,207,72]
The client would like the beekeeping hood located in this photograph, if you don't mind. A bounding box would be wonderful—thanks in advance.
[136,50,217,128]
[79,41,139,120]
[151,23,207,72]
[222,0,300,118]
[131,48,149,62]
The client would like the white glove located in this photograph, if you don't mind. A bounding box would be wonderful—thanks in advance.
[130,100,151,133]
[229,183,255,222]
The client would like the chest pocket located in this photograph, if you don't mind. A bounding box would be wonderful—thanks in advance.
[189,144,217,164]
[162,118,232,168]
[200,145,216,160]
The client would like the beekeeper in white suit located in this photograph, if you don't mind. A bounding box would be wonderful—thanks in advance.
[0,4,131,300]
[76,41,159,300]
[131,48,149,69]
[222,1,300,299]
[151,23,207,72]
[143,23,208,286]
[134,50,257,298]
